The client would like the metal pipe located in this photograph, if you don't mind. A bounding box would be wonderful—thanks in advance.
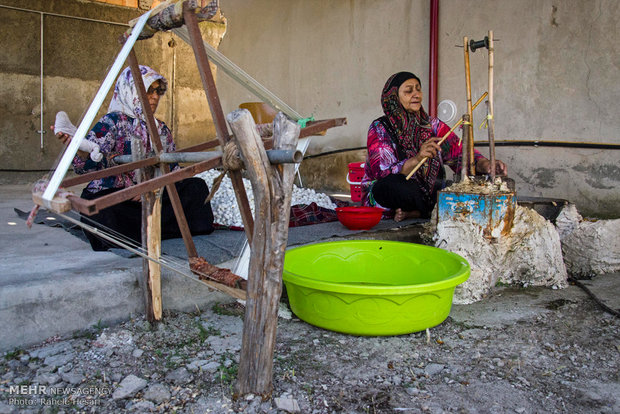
[160,152,222,163]
[428,0,439,118]
[40,12,44,149]
[115,149,303,165]
[265,149,303,164]
[473,140,620,150]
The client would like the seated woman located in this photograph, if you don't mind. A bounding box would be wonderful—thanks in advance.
[56,65,214,251]
[361,71,507,222]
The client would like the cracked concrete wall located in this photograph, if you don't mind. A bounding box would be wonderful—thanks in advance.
[0,0,225,176]
[437,0,619,217]
[216,0,619,217]
[216,0,430,196]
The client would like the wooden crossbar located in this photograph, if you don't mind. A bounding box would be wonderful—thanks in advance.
[68,157,221,216]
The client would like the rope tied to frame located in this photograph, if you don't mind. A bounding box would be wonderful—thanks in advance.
[457,120,472,145]
[479,114,493,129]
[297,115,315,128]
[205,140,244,204]
[222,140,244,171]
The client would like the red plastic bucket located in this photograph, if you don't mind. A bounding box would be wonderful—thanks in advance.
[346,162,365,202]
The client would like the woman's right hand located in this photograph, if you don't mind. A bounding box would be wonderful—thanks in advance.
[401,137,442,175]
[52,125,72,145]
[52,125,89,159]
[416,137,442,162]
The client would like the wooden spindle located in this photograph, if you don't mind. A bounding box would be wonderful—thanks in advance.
[460,114,471,182]
[487,30,497,181]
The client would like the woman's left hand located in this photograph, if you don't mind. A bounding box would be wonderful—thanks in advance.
[476,158,507,176]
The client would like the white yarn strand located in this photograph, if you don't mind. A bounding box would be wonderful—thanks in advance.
[42,9,154,208]
[58,212,206,287]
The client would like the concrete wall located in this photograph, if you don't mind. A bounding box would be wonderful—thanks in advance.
[215,0,619,217]
[2,0,618,217]
[0,0,224,173]
[437,0,620,218]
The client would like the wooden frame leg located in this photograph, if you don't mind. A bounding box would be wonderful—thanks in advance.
[228,110,300,397]
[142,190,163,322]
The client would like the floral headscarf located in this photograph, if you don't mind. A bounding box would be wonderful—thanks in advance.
[108,65,167,120]
[381,71,441,199]
[108,65,168,152]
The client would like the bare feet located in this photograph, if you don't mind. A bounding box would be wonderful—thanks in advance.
[394,208,421,222]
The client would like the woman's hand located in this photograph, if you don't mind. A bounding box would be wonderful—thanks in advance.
[475,158,508,176]
[401,137,442,176]
[52,125,90,159]
[417,137,442,161]
[52,125,72,145]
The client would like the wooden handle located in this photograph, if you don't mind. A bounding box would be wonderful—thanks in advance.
[405,92,488,181]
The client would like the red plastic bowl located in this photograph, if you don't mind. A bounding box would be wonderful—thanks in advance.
[336,206,384,230]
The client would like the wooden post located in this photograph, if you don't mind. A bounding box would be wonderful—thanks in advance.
[130,123,162,323]
[227,109,299,397]
[147,197,163,319]
[141,189,163,322]
[487,30,497,181]
[460,114,471,182]
[463,36,475,176]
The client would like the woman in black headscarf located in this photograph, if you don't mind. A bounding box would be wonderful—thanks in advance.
[361,72,506,221]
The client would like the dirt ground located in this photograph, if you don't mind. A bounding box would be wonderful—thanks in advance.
[1,275,619,414]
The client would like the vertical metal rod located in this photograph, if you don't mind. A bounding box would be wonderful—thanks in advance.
[428,0,439,118]
[171,35,176,134]
[40,12,44,149]
[487,30,497,181]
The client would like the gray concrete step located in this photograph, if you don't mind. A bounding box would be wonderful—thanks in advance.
[0,185,231,352]
[0,184,427,352]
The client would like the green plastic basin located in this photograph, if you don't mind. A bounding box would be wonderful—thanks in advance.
[282,240,470,336]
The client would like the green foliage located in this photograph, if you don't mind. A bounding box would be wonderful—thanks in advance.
[4,348,23,360]
[217,352,238,384]
[93,319,106,331]
[196,320,212,342]
[211,302,245,318]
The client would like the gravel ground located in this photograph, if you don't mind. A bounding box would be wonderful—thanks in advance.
[1,282,619,414]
